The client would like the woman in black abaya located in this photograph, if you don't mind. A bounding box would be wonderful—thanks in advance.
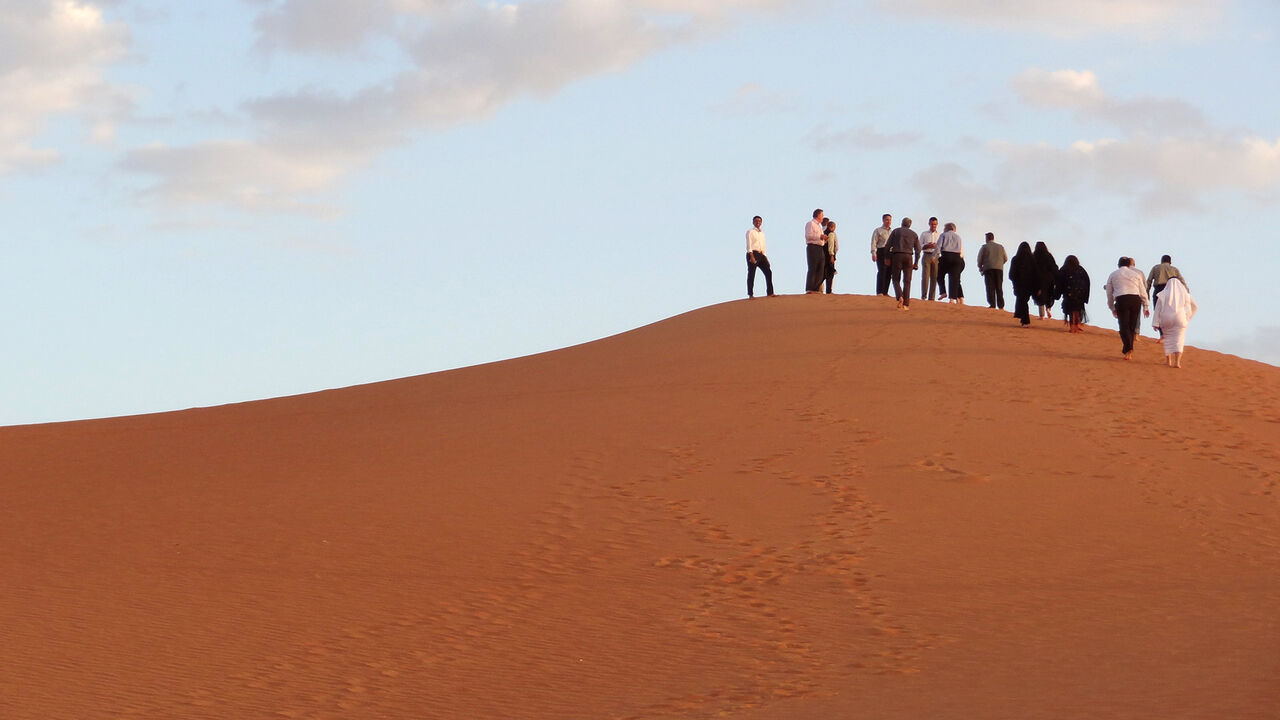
[1008,241,1038,327]
[1054,255,1090,333]
[1032,241,1059,320]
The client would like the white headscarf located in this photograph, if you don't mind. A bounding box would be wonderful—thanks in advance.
[1155,277,1197,328]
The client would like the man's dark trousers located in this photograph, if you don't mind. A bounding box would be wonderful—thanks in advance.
[806,244,827,292]
[984,269,1005,309]
[875,247,891,295]
[747,251,774,297]
[1115,294,1142,354]
[890,253,915,305]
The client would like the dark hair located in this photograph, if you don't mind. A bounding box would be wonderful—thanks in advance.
[985,232,994,241]
[753,215,762,223]
[929,216,938,223]
[1117,256,1128,268]
[1063,255,1080,270]
[882,213,891,221]
[1161,254,1172,263]
[813,208,823,219]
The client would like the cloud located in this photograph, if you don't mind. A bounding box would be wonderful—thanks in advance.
[877,0,1223,38]
[911,162,1062,240]
[991,136,1280,214]
[127,0,803,216]
[709,82,801,114]
[0,1,130,173]
[806,124,923,151]
[120,140,348,217]
[1214,325,1280,368]
[1011,68,1209,136]
[992,70,1280,215]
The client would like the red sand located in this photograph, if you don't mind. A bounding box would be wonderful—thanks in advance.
[3,295,1278,719]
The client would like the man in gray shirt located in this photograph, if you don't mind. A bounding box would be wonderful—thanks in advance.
[976,232,1008,309]
[886,217,920,310]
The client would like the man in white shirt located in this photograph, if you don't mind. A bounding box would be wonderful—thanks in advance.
[918,217,941,301]
[1104,256,1151,360]
[805,208,827,294]
[745,215,774,298]
[870,213,892,296]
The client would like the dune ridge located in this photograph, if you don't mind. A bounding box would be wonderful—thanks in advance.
[3,295,1278,719]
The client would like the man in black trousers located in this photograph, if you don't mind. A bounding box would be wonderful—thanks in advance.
[805,208,827,293]
[870,213,893,296]
[745,215,774,298]
[976,231,1008,309]
[1104,256,1150,360]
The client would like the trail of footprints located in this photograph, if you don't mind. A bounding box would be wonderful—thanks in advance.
[224,381,940,720]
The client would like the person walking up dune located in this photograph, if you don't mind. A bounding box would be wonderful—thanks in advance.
[1008,241,1038,327]
[1152,276,1197,368]
[1104,256,1150,360]
[976,232,1007,309]
[887,217,920,310]
[1054,255,1090,333]
[1032,242,1058,320]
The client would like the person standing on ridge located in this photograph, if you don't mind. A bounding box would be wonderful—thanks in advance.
[871,213,893,296]
[887,217,920,310]
[745,215,774,298]
[976,232,1008,309]
[919,216,941,301]
[936,222,965,304]
[824,219,840,294]
[805,208,827,294]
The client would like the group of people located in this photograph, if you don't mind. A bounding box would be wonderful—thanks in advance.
[868,213,969,309]
[744,211,1200,368]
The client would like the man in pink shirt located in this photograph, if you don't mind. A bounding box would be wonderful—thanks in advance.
[804,208,827,294]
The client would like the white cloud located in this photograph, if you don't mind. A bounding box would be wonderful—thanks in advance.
[993,70,1280,215]
[121,141,348,217]
[878,0,1223,38]
[806,123,922,150]
[911,162,1062,240]
[128,0,802,215]
[1011,68,1209,136]
[0,1,130,172]
[1214,325,1280,368]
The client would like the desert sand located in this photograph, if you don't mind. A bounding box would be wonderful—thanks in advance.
[3,295,1278,719]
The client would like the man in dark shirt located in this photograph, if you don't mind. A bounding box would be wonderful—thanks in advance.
[887,218,921,310]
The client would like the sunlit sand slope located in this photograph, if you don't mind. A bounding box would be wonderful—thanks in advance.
[3,295,1278,719]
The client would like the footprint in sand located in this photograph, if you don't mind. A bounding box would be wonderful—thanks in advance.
[912,457,990,484]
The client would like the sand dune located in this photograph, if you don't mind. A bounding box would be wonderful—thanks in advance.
[3,295,1278,719]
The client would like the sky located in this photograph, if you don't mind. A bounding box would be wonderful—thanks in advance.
[3,0,1278,426]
